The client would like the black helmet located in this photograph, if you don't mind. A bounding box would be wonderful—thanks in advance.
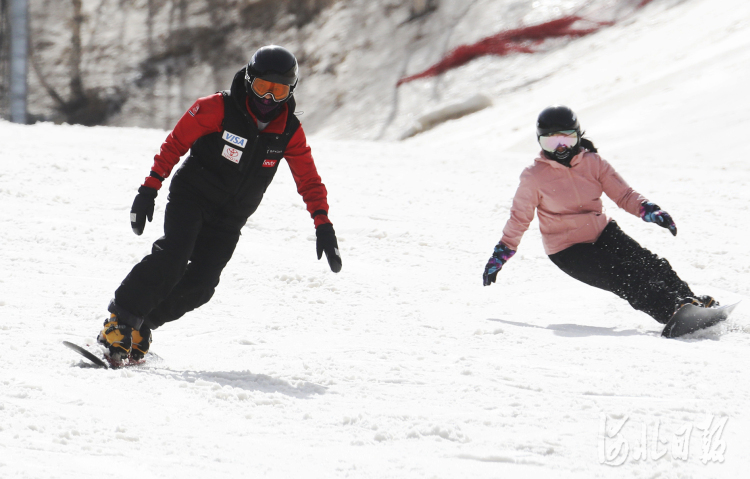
[536,105,580,137]
[244,45,298,122]
[536,105,582,164]
[245,45,299,92]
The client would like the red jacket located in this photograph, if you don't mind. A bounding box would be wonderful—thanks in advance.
[143,93,331,228]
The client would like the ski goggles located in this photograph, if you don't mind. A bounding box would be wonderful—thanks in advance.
[539,130,579,152]
[248,77,291,102]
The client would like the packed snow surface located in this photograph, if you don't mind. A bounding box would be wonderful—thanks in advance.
[1,0,749,477]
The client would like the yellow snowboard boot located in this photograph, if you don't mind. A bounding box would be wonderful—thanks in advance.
[130,326,152,361]
[97,314,132,361]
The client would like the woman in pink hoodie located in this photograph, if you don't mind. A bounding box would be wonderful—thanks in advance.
[482,106,715,324]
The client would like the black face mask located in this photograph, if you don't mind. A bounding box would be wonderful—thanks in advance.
[248,95,284,123]
[543,144,580,167]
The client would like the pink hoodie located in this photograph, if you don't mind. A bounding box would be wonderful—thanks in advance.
[501,150,647,255]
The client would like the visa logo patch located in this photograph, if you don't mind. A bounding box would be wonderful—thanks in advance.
[222,145,242,164]
[262,159,278,168]
[222,131,247,148]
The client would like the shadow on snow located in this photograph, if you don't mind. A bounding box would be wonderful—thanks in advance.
[488,318,656,338]
[147,369,327,398]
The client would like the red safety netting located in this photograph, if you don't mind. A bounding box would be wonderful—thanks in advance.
[397,1,655,86]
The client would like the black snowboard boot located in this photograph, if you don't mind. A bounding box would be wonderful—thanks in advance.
[677,295,719,310]
[697,295,719,308]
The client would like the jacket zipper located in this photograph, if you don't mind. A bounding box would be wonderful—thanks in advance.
[566,168,584,210]
[233,133,260,195]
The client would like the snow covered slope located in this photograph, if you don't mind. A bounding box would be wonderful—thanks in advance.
[1,0,749,477]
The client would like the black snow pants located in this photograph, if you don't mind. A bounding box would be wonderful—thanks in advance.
[111,184,246,330]
[547,221,694,323]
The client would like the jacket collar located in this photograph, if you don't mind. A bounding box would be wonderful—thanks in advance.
[244,97,289,134]
[535,149,586,169]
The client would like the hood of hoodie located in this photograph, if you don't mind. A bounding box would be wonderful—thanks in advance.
[229,68,249,111]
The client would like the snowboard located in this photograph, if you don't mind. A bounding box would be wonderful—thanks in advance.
[661,302,740,338]
[63,340,154,369]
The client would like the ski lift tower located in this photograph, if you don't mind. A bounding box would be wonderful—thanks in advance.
[8,0,28,124]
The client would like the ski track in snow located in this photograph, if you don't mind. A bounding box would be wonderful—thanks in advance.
[2,0,750,477]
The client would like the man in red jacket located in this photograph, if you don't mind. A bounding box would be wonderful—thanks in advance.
[99,45,342,362]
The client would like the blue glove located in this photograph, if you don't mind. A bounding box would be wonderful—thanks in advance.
[483,242,516,286]
[640,202,677,236]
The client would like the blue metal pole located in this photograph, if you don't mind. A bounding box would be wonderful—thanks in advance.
[9,0,28,124]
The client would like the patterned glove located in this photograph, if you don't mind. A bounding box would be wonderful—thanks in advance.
[640,202,677,236]
[483,242,516,286]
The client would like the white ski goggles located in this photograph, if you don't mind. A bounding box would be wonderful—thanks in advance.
[539,130,579,152]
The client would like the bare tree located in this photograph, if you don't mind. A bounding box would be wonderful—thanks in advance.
[407,0,438,22]
[30,0,124,125]
[68,0,85,103]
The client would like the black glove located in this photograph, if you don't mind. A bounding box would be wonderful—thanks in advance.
[316,223,342,273]
[130,186,157,235]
